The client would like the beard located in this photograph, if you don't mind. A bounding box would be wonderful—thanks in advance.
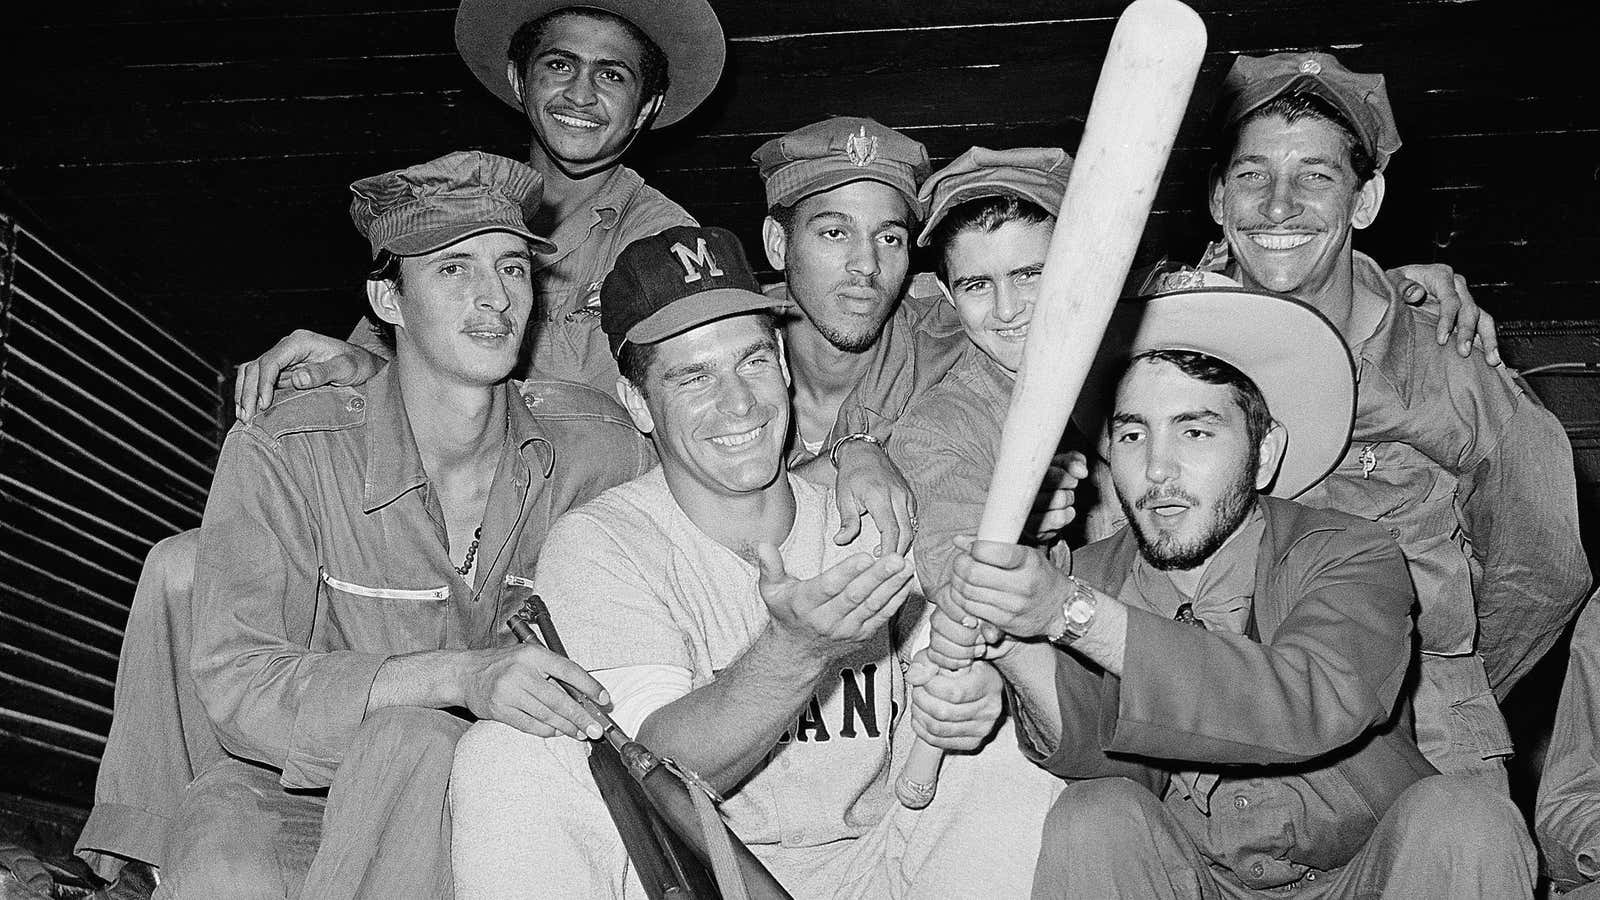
[1119,451,1259,571]
[813,315,883,353]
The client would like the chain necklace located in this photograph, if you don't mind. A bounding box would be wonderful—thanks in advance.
[454,526,483,576]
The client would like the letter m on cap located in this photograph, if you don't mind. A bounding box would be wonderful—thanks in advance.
[669,238,725,284]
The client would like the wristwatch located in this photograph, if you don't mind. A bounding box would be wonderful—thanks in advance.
[1047,576,1097,645]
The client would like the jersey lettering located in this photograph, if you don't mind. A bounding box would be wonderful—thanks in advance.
[777,664,882,744]
[669,238,724,283]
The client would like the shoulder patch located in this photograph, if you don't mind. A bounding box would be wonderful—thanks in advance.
[517,378,634,427]
[251,385,367,439]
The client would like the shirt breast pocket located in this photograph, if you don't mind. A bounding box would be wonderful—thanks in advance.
[319,568,451,654]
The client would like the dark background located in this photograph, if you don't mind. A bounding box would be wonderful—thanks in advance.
[0,0,1595,834]
[1,0,1594,365]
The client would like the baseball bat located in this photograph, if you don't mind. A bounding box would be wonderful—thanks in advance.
[894,0,1207,809]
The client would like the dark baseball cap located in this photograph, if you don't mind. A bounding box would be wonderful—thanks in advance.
[601,225,787,356]
[1217,51,1401,173]
[752,116,930,211]
[348,150,555,262]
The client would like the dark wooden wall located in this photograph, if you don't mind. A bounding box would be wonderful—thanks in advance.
[1,0,1594,370]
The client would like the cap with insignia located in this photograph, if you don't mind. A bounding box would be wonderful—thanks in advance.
[1217,51,1401,173]
[601,225,788,356]
[917,146,1073,247]
[752,116,931,211]
[348,150,555,265]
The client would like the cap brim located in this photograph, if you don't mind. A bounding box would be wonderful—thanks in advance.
[455,0,725,129]
[781,168,921,216]
[1073,288,1355,499]
[917,182,1059,246]
[1224,75,1376,165]
[621,288,786,348]
[384,222,556,258]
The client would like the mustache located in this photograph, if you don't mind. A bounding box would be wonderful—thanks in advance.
[463,315,516,333]
[1135,488,1199,510]
[832,277,882,293]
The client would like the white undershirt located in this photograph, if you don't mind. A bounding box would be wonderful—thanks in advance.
[594,664,692,738]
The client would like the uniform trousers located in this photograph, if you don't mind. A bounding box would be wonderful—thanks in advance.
[154,707,467,900]
[73,529,467,900]
[1031,774,1536,899]
[75,531,220,881]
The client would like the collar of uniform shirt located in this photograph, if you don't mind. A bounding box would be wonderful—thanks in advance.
[1128,503,1265,634]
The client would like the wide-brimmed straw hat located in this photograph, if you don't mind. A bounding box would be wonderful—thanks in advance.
[1077,273,1355,498]
[455,0,725,129]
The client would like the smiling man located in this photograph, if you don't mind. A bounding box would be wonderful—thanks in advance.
[1208,51,1590,784]
[233,0,723,405]
[449,225,1061,898]
[889,147,1091,599]
[935,287,1537,899]
[142,151,654,900]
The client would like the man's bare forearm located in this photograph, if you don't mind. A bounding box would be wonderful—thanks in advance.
[637,626,830,794]
[365,649,472,713]
[994,641,1064,756]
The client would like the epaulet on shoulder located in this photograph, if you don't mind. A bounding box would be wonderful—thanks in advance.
[516,378,634,427]
[1269,497,1390,550]
[250,385,366,439]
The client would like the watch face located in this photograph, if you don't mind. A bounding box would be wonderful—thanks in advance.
[1066,598,1095,626]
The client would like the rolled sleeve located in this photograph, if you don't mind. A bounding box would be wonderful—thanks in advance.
[891,406,993,592]
[190,428,384,788]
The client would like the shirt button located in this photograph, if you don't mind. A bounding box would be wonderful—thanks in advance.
[1251,862,1265,878]
[347,396,365,412]
[1234,795,1249,809]
[1305,871,1318,882]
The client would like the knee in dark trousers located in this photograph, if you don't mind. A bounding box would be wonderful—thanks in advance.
[1043,777,1162,858]
[344,707,465,775]
[1384,774,1528,860]
[147,530,198,600]
[157,767,296,900]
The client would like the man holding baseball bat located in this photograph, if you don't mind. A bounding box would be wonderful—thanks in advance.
[1206,51,1590,784]
[939,287,1537,898]
[145,151,652,899]
[449,224,1062,898]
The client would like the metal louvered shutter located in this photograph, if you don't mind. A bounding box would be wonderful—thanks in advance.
[0,208,225,806]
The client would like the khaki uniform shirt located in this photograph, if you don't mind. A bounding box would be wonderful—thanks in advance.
[189,366,653,789]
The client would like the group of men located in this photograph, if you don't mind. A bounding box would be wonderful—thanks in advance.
[54,0,1598,898]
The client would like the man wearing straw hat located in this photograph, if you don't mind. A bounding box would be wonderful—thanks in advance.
[936,285,1538,898]
[234,0,724,401]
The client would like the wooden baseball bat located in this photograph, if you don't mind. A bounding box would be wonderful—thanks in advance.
[894,0,1207,809]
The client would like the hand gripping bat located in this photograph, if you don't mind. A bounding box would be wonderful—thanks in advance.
[894,0,1207,809]
[509,595,791,900]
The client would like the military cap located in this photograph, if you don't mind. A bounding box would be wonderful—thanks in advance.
[602,225,787,356]
[917,146,1073,247]
[1218,51,1401,173]
[455,0,725,129]
[348,150,554,263]
[753,116,930,211]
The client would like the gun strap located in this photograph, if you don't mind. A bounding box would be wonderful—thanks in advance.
[687,780,750,900]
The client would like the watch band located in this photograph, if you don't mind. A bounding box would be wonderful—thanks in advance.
[1051,575,1097,645]
[828,431,882,467]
